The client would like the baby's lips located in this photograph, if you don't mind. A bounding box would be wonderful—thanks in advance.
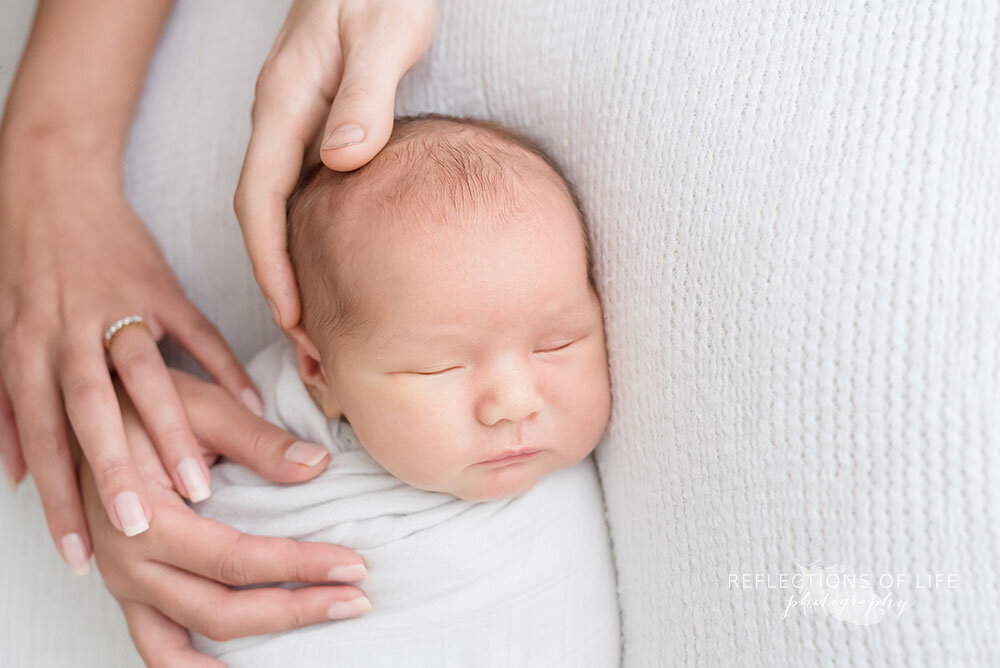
[285,441,330,466]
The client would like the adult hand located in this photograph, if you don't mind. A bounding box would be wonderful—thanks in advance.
[0,0,264,575]
[0,161,263,566]
[235,0,436,329]
[83,370,369,667]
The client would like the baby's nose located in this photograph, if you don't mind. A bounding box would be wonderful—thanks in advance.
[475,366,544,426]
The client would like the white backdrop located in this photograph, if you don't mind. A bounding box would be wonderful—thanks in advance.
[2,1,998,666]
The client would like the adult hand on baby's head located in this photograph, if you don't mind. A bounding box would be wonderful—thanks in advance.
[83,370,369,667]
[234,0,436,329]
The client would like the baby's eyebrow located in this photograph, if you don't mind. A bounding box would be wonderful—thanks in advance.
[366,328,466,357]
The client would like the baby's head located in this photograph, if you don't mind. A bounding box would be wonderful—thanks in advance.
[286,115,611,501]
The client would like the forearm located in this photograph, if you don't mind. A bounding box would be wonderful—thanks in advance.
[0,0,174,181]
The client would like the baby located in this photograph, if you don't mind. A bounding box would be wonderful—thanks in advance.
[192,115,620,667]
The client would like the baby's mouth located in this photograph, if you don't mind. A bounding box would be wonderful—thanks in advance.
[478,448,541,465]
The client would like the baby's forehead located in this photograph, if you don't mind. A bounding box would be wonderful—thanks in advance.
[286,116,593,349]
[306,120,576,250]
[339,121,565,215]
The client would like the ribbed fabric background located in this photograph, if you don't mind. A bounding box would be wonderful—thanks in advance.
[1,1,998,666]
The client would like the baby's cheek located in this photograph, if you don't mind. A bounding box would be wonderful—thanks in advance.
[359,386,465,489]
[546,351,612,452]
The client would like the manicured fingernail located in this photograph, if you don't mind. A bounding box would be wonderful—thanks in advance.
[322,124,365,150]
[328,563,367,582]
[60,532,91,576]
[284,441,329,467]
[177,457,211,503]
[327,595,372,619]
[266,298,281,327]
[114,491,149,536]
[241,388,264,417]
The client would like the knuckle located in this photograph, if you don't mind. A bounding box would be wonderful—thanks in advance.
[216,541,251,586]
[288,599,309,631]
[64,375,106,411]
[253,58,291,108]
[152,420,190,450]
[92,458,132,493]
[116,347,157,377]
[282,540,309,583]
[262,536,301,580]
[24,430,63,460]
[248,425,277,463]
[337,84,371,106]
[198,605,237,642]
[254,59,280,93]
[233,188,245,217]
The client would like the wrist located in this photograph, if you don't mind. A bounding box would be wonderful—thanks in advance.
[0,117,124,186]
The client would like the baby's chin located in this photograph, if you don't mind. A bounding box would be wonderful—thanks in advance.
[451,459,551,502]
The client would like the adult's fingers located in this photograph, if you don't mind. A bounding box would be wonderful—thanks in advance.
[0,378,26,489]
[141,560,370,642]
[163,297,263,416]
[59,335,152,537]
[319,3,436,172]
[152,505,366,587]
[234,66,330,330]
[108,324,211,504]
[122,600,226,668]
[172,370,331,483]
[5,348,93,575]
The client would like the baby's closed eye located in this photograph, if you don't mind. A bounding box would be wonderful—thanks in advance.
[406,366,464,376]
[391,332,593,376]
[534,339,578,354]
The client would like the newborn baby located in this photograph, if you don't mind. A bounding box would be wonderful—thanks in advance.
[192,115,620,667]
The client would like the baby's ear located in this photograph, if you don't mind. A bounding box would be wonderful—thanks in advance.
[287,326,344,419]
[289,326,328,389]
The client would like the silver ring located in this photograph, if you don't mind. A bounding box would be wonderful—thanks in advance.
[103,315,147,351]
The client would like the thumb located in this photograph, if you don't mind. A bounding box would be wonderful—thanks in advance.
[319,10,432,171]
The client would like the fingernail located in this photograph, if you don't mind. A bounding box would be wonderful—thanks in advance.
[60,532,91,576]
[266,298,281,327]
[284,441,329,467]
[322,124,365,151]
[241,388,265,417]
[328,563,367,582]
[177,457,211,503]
[114,491,149,536]
[327,595,372,619]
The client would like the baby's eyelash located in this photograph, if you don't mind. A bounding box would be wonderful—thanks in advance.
[402,336,585,374]
[536,340,577,354]
[409,366,462,376]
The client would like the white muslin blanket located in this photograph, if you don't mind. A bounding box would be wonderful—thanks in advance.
[190,340,621,667]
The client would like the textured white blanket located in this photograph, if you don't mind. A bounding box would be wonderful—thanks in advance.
[2,1,997,666]
[190,341,621,667]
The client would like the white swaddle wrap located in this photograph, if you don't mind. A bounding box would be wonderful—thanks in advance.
[191,340,621,667]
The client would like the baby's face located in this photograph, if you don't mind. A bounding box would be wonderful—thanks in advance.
[308,182,611,500]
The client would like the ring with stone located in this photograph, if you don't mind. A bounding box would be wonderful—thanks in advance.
[103,315,148,351]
